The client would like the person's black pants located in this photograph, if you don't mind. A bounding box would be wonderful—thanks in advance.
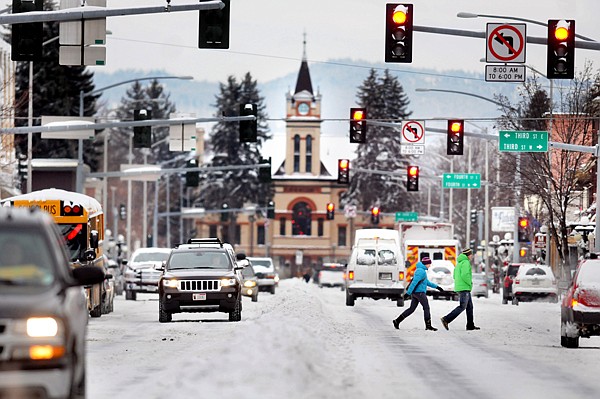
[399,292,431,320]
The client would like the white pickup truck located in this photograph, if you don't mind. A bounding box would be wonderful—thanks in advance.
[318,263,346,290]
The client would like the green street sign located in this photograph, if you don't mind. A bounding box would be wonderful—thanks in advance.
[443,173,481,189]
[395,211,418,222]
[499,130,548,152]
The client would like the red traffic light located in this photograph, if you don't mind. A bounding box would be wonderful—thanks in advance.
[372,207,380,216]
[519,217,529,228]
[339,159,349,170]
[327,202,335,212]
[408,165,419,176]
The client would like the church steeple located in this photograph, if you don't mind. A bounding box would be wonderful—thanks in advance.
[294,32,313,95]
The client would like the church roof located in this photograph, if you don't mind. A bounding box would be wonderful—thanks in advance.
[294,35,313,95]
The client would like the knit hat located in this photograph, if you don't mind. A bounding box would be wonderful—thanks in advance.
[421,257,432,265]
[462,248,473,257]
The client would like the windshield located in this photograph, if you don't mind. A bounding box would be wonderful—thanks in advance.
[250,259,272,268]
[0,228,55,287]
[132,251,171,263]
[356,246,398,266]
[168,251,231,270]
[59,223,87,262]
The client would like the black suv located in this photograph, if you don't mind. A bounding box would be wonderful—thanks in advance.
[502,263,521,304]
[0,207,104,398]
[158,238,244,322]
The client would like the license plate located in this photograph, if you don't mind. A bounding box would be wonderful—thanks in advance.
[379,273,392,280]
[193,293,206,301]
[532,280,540,286]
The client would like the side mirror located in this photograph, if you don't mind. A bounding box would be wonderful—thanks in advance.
[236,253,247,261]
[104,273,113,280]
[82,249,96,262]
[121,260,128,266]
[72,265,105,286]
[90,230,99,249]
[156,266,165,272]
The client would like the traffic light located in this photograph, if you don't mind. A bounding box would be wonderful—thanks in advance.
[447,119,464,155]
[119,204,126,221]
[185,159,200,187]
[407,165,419,192]
[198,0,230,49]
[519,247,528,258]
[11,0,43,61]
[221,203,229,222]
[239,103,258,142]
[385,3,413,63]
[337,159,350,184]
[267,201,275,219]
[326,202,335,220]
[371,207,380,225]
[470,209,478,224]
[133,109,152,148]
[349,108,367,143]
[547,19,575,79]
[518,217,530,243]
[259,157,271,183]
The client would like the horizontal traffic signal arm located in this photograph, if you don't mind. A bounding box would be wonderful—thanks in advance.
[88,163,270,179]
[0,114,255,135]
[0,1,223,24]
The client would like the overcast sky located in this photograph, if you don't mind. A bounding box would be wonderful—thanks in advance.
[99,0,600,83]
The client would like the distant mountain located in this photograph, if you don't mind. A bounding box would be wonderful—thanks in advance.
[93,61,520,170]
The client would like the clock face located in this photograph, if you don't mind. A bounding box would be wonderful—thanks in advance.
[298,103,309,115]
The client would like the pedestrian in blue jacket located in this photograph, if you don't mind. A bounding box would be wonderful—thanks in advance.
[392,257,444,331]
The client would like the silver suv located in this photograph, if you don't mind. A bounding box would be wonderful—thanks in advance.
[0,207,104,398]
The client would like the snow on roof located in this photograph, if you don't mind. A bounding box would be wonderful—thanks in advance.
[2,188,102,214]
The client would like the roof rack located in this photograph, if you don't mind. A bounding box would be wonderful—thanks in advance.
[186,237,223,247]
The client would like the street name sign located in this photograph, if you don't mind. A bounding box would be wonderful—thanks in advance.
[442,173,481,189]
[485,65,526,82]
[395,211,418,222]
[499,130,548,152]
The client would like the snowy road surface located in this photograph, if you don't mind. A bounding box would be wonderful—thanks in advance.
[87,278,600,399]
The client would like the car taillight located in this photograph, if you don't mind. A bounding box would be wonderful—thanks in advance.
[514,279,520,285]
[571,298,579,307]
[399,271,405,281]
[348,271,354,280]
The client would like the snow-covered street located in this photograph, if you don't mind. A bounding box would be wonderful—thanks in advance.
[87,278,600,399]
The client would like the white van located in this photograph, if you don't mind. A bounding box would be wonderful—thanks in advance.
[345,229,406,307]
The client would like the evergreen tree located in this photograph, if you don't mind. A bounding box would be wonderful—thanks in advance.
[104,79,180,248]
[342,69,412,212]
[199,72,272,242]
[12,0,100,190]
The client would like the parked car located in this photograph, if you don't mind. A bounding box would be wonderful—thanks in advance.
[238,257,259,302]
[100,256,115,314]
[511,264,558,305]
[502,263,521,304]
[561,258,600,348]
[158,238,244,322]
[124,247,172,300]
[472,272,489,298]
[0,207,104,398]
[318,263,346,290]
[247,257,277,294]
[426,260,456,300]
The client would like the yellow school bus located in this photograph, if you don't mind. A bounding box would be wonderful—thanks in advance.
[2,188,106,317]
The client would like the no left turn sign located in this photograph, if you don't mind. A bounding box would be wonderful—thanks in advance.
[486,23,526,63]
[400,120,425,144]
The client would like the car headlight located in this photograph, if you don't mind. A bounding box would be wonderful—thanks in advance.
[244,280,257,288]
[162,279,178,288]
[27,317,59,337]
[221,278,237,287]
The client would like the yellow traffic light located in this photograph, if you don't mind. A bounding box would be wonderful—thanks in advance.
[392,7,408,25]
[352,109,364,121]
[450,121,463,133]
[554,26,569,41]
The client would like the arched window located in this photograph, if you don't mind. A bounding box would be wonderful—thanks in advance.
[305,135,312,173]
[293,135,300,172]
[292,202,312,236]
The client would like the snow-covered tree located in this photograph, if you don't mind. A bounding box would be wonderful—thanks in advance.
[342,69,413,212]
[199,72,272,243]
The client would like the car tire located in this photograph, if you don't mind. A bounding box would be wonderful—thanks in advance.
[158,301,172,323]
[70,358,86,399]
[270,285,276,295]
[396,298,404,307]
[229,299,242,322]
[125,290,136,301]
[561,335,579,348]
[345,290,355,307]
[252,293,258,302]
[512,297,519,306]
[550,296,559,304]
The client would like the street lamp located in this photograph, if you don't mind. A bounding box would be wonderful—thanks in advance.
[457,12,597,42]
[77,74,193,196]
[79,75,192,253]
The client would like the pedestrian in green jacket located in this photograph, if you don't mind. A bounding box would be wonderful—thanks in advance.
[440,248,481,331]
